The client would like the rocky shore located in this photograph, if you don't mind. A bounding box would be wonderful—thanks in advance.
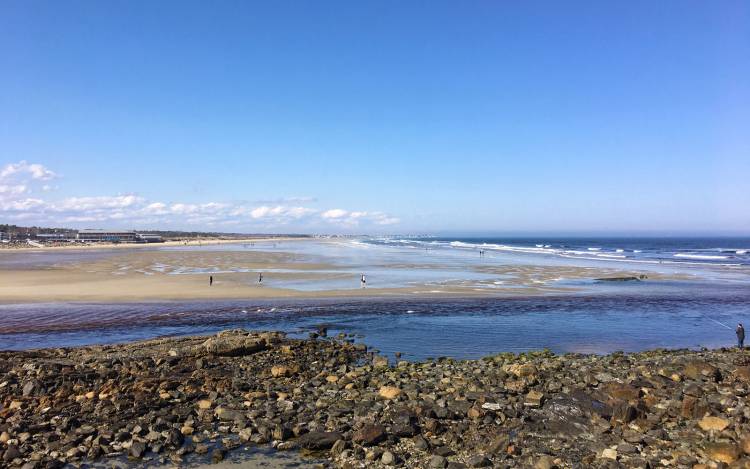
[2,329,750,468]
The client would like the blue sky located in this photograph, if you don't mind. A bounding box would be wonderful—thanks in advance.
[1,1,748,234]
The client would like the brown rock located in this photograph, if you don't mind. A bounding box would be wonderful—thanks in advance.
[742,435,750,454]
[203,335,267,356]
[736,366,750,382]
[681,396,697,418]
[602,382,640,402]
[524,390,544,407]
[705,442,740,464]
[504,363,538,378]
[699,416,730,432]
[378,386,402,400]
[684,361,719,381]
[353,424,386,446]
[373,356,390,369]
[271,365,295,377]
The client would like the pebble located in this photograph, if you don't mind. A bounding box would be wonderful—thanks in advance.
[2,329,750,468]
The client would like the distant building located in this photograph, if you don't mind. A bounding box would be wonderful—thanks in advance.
[77,229,137,243]
[0,232,9,242]
[136,233,163,243]
[35,233,73,241]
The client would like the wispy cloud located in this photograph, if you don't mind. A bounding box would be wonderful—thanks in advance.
[0,160,56,181]
[0,161,399,232]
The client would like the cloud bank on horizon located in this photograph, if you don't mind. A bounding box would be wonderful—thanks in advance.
[0,161,399,232]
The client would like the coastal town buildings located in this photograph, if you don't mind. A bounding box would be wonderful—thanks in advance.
[76,229,138,243]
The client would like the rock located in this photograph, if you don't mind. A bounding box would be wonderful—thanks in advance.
[3,445,21,461]
[215,407,244,422]
[612,399,647,425]
[699,416,730,432]
[211,448,225,463]
[705,442,740,464]
[239,428,253,442]
[331,439,346,456]
[271,365,294,377]
[466,454,492,467]
[5,327,750,469]
[129,441,146,459]
[413,435,429,450]
[524,390,544,407]
[272,424,292,441]
[353,424,386,446]
[297,431,343,450]
[595,276,641,282]
[373,356,390,369]
[486,435,509,454]
[379,386,402,400]
[602,382,640,401]
[22,380,36,397]
[504,363,537,377]
[195,444,210,455]
[534,455,555,469]
[197,399,212,409]
[684,361,720,381]
[429,455,448,468]
[735,366,750,382]
[434,446,455,457]
[742,435,750,455]
[202,335,267,356]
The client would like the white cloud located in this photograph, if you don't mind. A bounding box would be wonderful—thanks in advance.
[0,198,45,211]
[250,205,317,221]
[0,161,400,232]
[321,208,348,219]
[0,161,56,181]
[0,184,28,195]
[52,195,144,211]
[321,210,400,227]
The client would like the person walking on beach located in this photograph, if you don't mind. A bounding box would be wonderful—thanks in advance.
[258,272,263,283]
[209,275,213,286]
[361,274,366,288]
[737,323,745,349]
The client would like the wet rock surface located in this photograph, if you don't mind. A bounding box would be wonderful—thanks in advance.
[2,330,750,468]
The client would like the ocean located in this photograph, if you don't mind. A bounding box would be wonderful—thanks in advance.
[1,236,748,357]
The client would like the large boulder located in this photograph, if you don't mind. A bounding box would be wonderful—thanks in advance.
[202,334,267,356]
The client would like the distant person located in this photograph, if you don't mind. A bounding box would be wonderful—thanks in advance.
[361,274,366,288]
[740,324,746,348]
[258,272,263,283]
[209,275,213,286]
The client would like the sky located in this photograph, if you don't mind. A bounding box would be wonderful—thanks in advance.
[1,1,749,235]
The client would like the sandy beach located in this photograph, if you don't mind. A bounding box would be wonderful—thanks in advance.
[0,239,686,303]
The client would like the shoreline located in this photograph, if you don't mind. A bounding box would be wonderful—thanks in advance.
[2,329,749,468]
[0,236,308,253]
[0,238,689,303]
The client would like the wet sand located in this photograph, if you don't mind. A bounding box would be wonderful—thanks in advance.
[0,240,687,303]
